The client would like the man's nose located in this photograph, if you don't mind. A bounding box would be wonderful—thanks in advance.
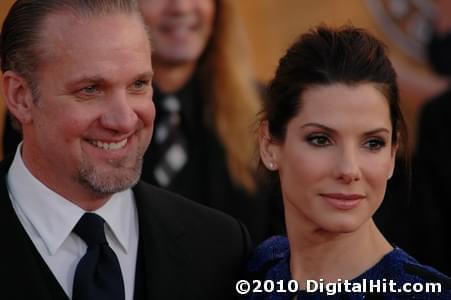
[100,92,138,133]
[333,146,361,184]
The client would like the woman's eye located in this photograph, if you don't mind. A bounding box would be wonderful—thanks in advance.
[364,139,386,151]
[306,135,331,147]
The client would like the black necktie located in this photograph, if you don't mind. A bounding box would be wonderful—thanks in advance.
[153,95,188,187]
[72,213,125,300]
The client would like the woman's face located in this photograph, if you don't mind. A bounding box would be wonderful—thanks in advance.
[261,83,397,233]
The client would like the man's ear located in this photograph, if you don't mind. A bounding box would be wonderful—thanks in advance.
[2,71,35,125]
[258,121,280,171]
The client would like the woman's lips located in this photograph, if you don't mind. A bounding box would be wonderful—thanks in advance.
[320,193,365,210]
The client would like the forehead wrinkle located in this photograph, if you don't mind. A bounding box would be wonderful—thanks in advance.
[67,75,107,86]
[36,9,103,62]
[36,11,151,67]
[67,70,153,88]
[35,13,151,85]
[34,14,72,71]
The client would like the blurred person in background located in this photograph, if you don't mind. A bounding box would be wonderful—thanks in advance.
[411,0,451,276]
[137,0,284,244]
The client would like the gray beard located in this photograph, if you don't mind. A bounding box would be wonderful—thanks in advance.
[75,150,144,195]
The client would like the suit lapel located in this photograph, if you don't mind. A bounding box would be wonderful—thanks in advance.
[0,156,189,299]
[0,157,67,299]
[133,182,188,300]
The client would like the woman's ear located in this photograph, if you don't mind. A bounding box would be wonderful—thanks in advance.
[258,121,280,171]
[2,71,35,126]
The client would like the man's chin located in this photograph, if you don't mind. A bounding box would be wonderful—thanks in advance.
[86,172,139,194]
[77,163,142,194]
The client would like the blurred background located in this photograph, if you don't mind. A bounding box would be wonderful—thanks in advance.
[0,0,448,158]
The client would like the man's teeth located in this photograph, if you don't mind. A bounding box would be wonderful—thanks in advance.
[91,139,127,150]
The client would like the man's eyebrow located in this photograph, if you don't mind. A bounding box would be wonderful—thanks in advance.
[67,75,107,86]
[134,71,154,80]
[66,71,154,87]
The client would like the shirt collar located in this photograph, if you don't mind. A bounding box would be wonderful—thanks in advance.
[94,189,136,254]
[7,144,135,255]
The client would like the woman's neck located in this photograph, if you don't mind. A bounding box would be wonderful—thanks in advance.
[287,218,392,289]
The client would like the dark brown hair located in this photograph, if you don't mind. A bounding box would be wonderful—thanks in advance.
[258,24,411,200]
[263,25,407,154]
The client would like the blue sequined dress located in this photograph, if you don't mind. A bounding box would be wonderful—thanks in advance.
[244,236,451,300]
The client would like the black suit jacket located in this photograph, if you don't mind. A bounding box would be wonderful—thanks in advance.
[0,157,251,299]
[140,78,285,245]
[409,88,451,276]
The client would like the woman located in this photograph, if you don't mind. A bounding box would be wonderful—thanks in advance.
[245,25,451,299]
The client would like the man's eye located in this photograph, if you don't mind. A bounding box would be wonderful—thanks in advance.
[75,85,100,99]
[82,85,98,94]
[131,80,150,91]
[306,135,331,147]
[77,85,100,96]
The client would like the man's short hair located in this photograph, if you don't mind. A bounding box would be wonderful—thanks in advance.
[0,0,141,97]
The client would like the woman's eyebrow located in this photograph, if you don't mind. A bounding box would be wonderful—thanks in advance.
[300,123,335,133]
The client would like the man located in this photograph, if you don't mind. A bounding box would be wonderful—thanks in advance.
[0,1,250,299]
[137,0,284,244]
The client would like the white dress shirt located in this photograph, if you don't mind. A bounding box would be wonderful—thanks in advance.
[6,144,139,300]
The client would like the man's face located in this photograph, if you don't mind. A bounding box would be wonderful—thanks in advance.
[139,0,216,66]
[21,12,155,207]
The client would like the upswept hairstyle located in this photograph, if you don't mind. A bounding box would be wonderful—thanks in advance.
[199,0,261,193]
[263,25,408,156]
[1,0,142,99]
